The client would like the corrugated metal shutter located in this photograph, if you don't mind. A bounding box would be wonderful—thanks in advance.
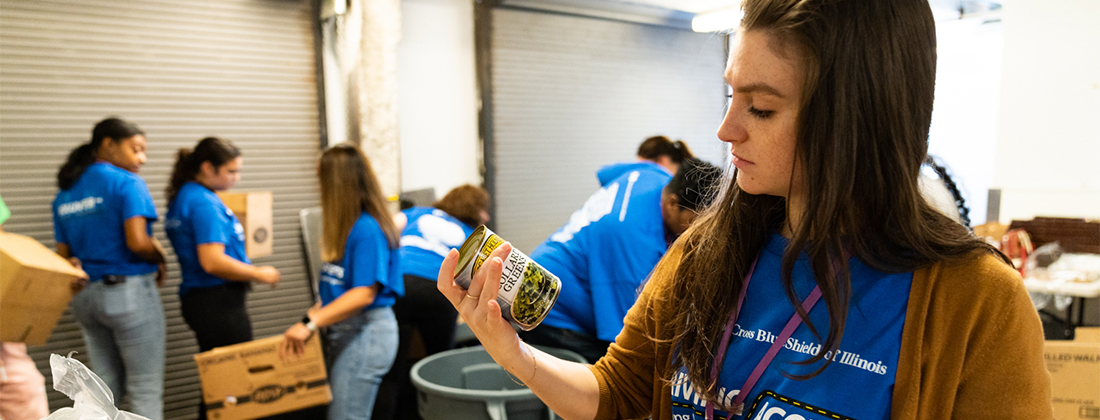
[0,0,322,418]
[489,7,728,253]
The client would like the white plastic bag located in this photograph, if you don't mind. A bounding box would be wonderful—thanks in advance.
[40,353,150,420]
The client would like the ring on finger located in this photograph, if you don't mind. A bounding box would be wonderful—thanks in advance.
[466,294,480,300]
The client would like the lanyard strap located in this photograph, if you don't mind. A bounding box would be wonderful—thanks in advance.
[705,259,823,420]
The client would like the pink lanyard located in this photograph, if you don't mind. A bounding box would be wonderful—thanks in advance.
[705,256,823,420]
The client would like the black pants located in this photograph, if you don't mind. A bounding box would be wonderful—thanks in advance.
[181,283,253,420]
[373,275,459,420]
[520,324,611,364]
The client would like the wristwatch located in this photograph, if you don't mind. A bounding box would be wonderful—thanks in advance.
[301,315,318,334]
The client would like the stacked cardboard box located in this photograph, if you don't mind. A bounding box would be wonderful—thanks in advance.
[217,191,274,259]
[194,335,330,420]
[1045,328,1100,420]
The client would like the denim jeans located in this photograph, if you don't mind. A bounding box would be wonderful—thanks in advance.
[71,272,165,420]
[325,306,398,420]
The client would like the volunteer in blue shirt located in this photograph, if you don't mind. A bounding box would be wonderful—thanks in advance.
[521,156,721,363]
[373,184,490,420]
[164,137,281,420]
[282,142,402,420]
[52,117,167,420]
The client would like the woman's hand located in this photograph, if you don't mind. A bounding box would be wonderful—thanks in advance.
[67,257,90,293]
[437,243,528,368]
[156,262,167,287]
[253,266,281,286]
[280,323,312,358]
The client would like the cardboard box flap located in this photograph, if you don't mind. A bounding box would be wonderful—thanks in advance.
[0,233,85,278]
[1074,327,1099,343]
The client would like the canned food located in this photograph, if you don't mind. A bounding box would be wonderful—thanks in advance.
[453,226,561,331]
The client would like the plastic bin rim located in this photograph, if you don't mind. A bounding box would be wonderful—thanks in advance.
[410,345,549,401]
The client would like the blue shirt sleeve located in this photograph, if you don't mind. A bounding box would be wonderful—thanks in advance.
[347,222,392,290]
[119,176,157,222]
[192,199,230,246]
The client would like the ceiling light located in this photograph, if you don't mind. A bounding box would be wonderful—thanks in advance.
[691,7,743,33]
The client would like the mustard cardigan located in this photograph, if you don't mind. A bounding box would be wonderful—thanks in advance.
[589,246,1053,419]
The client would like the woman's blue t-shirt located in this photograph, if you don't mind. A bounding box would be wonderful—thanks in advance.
[398,207,475,281]
[165,182,250,296]
[52,162,158,280]
[669,233,913,420]
[318,212,403,310]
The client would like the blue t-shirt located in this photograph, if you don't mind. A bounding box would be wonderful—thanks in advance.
[165,182,251,296]
[398,207,475,281]
[52,162,158,280]
[669,233,913,420]
[318,213,403,310]
[531,161,673,342]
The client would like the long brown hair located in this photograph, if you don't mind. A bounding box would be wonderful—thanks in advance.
[318,142,399,262]
[666,0,1003,407]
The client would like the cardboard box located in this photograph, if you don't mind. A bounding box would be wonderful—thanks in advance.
[194,335,330,420]
[1045,328,1100,420]
[217,191,273,259]
[0,232,84,344]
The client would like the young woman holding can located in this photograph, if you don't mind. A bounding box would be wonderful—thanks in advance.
[164,137,281,419]
[52,117,167,420]
[281,142,401,420]
[437,0,1051,418]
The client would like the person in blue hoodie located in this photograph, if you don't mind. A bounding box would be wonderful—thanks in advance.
[52,117,167,420]
[373,184,490,420]
[164,137,282,420]
[282,142,402,420]
[520,143,722,363]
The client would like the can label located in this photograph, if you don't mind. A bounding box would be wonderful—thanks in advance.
[454,226,561,331]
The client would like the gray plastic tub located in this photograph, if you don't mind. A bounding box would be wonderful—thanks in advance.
[411,345,586,420]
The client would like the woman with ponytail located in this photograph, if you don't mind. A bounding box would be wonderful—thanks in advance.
[281,142,401,420]
[52,117,166,420]
[164,137,280,419]
[635,135,695,174]
[436,0,1051,418]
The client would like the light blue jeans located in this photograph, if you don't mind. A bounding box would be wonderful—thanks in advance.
[325,306,398,420]
[71,272,165,420]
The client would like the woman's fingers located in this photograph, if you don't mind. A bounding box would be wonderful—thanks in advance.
[437,249,465,307]
[466,242,511,306]
[475,243,511,310]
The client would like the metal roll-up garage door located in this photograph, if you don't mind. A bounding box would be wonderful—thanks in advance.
[488,6,729,253]
[0,0,322,418]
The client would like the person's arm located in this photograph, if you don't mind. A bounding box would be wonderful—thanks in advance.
[56,242,90,292]
[124,216,167,286]
[123,216,164,263]
[197,243,279,284]
[393,211,408,232]
[437,243,601,420]
[949,258,1053,418]
[281,284,379,357]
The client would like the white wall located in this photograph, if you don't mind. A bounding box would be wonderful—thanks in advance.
[928,18,1005,225]
[397,0,481,199]
[994,0,1100,222]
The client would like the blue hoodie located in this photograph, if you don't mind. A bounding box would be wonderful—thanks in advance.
[531,161,673,342]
